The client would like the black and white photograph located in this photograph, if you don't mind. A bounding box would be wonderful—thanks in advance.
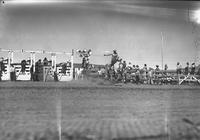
[0,0,200,139]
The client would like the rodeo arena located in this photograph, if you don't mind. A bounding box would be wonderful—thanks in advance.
[0,47,200,140]
[1,1,200,140]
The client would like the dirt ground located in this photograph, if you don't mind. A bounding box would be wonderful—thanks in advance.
[0,79,200,140]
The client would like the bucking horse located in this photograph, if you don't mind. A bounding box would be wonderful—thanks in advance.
[104,50,120,67]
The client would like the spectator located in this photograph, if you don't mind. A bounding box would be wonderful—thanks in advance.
[38,59,42,72]
[66,61,71,67]
[122,61,126,70]
[43,57,48,66]
[35,59,42,81]
[143,64,147,70]
[155,65,160,75]
[0,57,5,81]
[127,62,132,71]
[164,64,168,71]
[61,63,67,74]
[21,59,26,73]
[109,66,115,81]
[163,64,168,75]
[143,64,148,74]
[148,68,154,84]
[27,57,31,65]
[10,64,16,81]
[117,59,124,81]
[184,62,190,75]
[142,64,148,83]
[176,62,182,75]
[101,67,106,77]
[54,71,58,82]
[30,65,34,81]
[97,67,101,76]
[135,65,140,84]
[196,65,200,76]
[155,65,160,84]
[132,65,136,72]
[118,59,123,69]
[190,63,196,75]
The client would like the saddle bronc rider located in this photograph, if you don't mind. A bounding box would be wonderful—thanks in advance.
[111,50,119,67]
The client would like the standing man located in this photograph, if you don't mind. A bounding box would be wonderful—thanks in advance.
[155,65,160,75]
[176,62,182,75]
[61,63,67,74]
[190,63,196,75]
[35,59,42,81]
[132,65,136,72]
[184,62,190,75]
[155,65,160,84]
[196,65,200,76]
[21,59,26,74]
[143,64,148,83]
[164,64,168,71]
[163,64,168,76]
[0,57,5,81]
[127,62,132,70]
[54,71,58,82]
[38,59,43,81]
[148,68,154,84]
[117,59,124,81]
[135,65,140,84]
[122,61,126,70]
[30,64,34,81]
[43,57,49,66]
[10,64,16,81]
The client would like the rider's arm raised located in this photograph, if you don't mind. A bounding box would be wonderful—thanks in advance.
[104,53,112,56]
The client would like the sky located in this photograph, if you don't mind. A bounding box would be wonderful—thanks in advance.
[0,1,200,69]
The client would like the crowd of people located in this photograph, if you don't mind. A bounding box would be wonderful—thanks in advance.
[99,50,200,84]
[176,62,199,75]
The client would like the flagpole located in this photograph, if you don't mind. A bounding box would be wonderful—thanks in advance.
[161,32,164,70]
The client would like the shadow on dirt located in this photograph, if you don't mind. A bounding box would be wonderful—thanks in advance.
[0,128,199,140]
